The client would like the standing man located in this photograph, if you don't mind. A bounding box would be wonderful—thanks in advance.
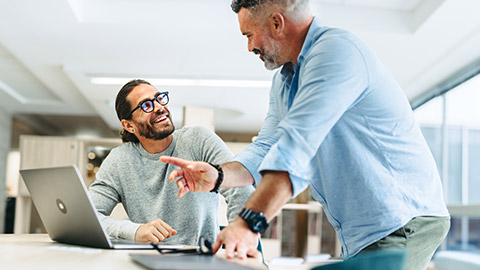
[89,79,253,246]
[161,0,450,269]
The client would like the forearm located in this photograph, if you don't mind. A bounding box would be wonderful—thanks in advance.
[220,161,256,188]
[97,211,141,240]
[243,170,293,221]
[89,184,138,239]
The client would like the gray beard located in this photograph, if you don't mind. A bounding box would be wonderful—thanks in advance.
[264,59,281,70]
[262,40,282,70]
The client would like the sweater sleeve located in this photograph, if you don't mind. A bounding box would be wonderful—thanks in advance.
[89,152,142,240]
[191,126,254,222]
[219,186,253,222]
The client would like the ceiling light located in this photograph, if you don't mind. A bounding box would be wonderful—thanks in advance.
[0,79,28,103]
[90,77,271,88]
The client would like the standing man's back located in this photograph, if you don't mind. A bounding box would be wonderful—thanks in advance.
[160,2,450,269]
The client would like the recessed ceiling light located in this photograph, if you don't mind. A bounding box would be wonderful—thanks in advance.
[0,79,28,103]
[90,77,271,88]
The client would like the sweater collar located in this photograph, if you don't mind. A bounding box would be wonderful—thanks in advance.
[133,132,177,160]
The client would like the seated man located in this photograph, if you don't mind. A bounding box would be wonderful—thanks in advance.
[89,79,254,245]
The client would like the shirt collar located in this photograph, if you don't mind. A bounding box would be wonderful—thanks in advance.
[280,62,295,76]
[279,16,321,76]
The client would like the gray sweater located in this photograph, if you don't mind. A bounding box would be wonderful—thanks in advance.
[89,126,254,245]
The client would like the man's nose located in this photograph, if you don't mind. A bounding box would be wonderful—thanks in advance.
[247,40,254,52]
[153,101,165,113]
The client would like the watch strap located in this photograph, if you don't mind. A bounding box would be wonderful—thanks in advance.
[208,163,223,193]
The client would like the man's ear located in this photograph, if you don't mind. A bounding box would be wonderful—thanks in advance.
[121,119,136,134]
[269,12,285,37]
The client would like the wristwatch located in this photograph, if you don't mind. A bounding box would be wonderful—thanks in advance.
[239,208,269,234]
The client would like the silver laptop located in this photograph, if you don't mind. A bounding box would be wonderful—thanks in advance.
[20,165,184,250]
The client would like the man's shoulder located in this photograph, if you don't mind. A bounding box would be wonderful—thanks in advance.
[104,142,138,160]
[311,24,352,40]
[303,26,367,69]
[97,142,138,174]
[176,126,215,138]
[111,141,135,152]
[312,27,362,51]
[174,126,228,158]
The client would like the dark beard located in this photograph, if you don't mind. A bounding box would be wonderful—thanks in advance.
[137,115,175,141]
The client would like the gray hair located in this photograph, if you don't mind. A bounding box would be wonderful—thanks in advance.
[231,0,310,22]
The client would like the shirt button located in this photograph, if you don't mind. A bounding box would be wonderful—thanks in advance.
[321,202,325,206]
[335,226,340,230]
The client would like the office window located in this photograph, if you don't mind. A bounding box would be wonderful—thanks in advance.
[469,218,480,250]
[420,126,442,170]
[414,95,443,126]
[444,75,480,206]
[413,73,480,254]
[447,127,462,204]
[448,217,480,252]
[415,96,443,180]
[469,129,480,204]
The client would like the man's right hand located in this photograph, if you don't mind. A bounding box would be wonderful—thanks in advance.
[135,219,177,243]
[159,156,218,197]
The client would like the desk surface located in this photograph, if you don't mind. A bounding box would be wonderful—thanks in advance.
[0,234,266,270]
[0,234,338,270]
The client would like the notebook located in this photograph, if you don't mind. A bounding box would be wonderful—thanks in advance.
[20,165,184,250]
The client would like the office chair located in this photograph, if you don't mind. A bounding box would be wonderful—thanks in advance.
[311,249,407,270]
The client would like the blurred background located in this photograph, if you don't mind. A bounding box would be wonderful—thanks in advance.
[1,0,479,267]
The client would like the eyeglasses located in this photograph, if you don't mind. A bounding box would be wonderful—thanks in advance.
[151,236,213,256]
[127,91,169,119]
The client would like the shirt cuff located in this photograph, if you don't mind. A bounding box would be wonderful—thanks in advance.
[233,151,263,187]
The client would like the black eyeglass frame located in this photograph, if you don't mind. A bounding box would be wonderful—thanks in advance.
[126,91,169,119]
[151,236,214,256]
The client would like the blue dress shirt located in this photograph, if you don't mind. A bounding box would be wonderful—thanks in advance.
[234,17,449,258]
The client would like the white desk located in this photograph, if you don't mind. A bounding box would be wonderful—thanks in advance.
[0,234,265,270]
[0,234,339,270]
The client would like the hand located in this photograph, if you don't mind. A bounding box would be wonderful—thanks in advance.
[160,156,218,197]
[212,218,261,260]
[135,219,177,243]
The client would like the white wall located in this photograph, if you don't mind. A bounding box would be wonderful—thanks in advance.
[0,107,12,232]
[5,151,20,197]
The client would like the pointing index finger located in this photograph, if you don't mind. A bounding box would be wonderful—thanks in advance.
[160,156,190,168]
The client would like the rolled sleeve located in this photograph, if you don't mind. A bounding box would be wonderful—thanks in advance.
[251,35,368,198]
[233,150,263,187]
[258,143,311,197]
[263,36,368,178]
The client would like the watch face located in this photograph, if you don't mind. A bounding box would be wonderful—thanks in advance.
[240,208,268,233]
[253,221,261,231]
[253,218,268,233]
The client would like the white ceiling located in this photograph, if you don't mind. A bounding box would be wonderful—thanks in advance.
[1,0,480,136]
